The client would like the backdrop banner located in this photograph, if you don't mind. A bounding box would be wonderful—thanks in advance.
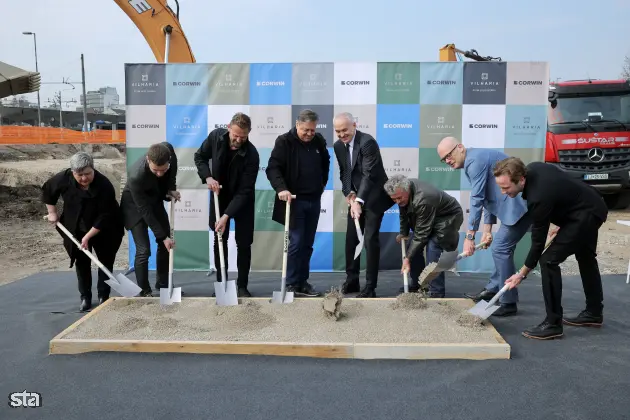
[124,61,550,273]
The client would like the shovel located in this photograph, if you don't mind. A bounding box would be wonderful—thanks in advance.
[212,188,238,306]
[401,238,409,293]
[271,194,297,304]
[353,217,363,260]
[160,199,181,305]
[46,217,142,297]
[419,242,489,287]
[468,232,558,319]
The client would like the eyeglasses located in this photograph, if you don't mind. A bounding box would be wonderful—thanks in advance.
[440,145,458,163]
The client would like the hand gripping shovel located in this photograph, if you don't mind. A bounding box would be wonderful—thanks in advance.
[418,242,489,288]
[47,217,141,297]
[272,195,296,304]
[160,200,181,305]
[212,188,238,306]
[468,232,558,319]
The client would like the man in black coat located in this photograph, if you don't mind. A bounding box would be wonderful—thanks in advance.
[495,157,608,340]
[266,109,331,297]
[333,112,394,297]
[120,142,180,297]
[42,151,125,311]
[194,112,259,297]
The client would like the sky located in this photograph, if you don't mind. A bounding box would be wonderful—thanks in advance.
[2,0,629,109]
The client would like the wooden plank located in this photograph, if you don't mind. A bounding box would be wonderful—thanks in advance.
[49,296,511,360]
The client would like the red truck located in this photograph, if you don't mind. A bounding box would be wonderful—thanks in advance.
[546,79,630,210]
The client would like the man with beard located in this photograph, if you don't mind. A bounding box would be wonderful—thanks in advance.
[194,112,260,297]
[333,112,393,297]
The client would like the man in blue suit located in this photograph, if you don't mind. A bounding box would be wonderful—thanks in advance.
[436,137,531,316]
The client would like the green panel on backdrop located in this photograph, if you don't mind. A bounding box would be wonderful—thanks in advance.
[254,190,283,231]
[377,62,421,104]
[513,232,537,269]
[173,230,209,270]
[417,148,461,190]
[126,147,147,172]
[251,231,284,270]
[333,231,367,272]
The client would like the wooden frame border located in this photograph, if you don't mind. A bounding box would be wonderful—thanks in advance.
[49,297,510,360]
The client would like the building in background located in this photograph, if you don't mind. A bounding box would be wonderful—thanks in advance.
[77,87,119,113]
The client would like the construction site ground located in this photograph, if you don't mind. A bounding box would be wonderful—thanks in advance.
[0,144,628,287]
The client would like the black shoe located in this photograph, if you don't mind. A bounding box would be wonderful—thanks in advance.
[297,282,321,297]
[341,280,360,294]
[98,296,109,305]
[356,287,376,298]
[139,290,153,297]
[492,303,517,317]
[80,298,91,311]
[522,321,563,340]
[238,288,252,297]
[465,289,496,302]
[563,310,603,327]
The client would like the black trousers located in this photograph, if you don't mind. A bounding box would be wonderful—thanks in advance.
[130,220,169,293]
[345,207,385,289]
[74,232,122,300]
[539,215,605,325]
[211,209,254,288]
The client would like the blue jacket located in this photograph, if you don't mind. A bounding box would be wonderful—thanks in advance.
[463,148,528,230]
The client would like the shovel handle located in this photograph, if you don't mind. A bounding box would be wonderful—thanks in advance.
[457,242,489,261]
[213,190,228,282]
[44,216,117,282]
[168,200,175,279]
[401,238,409,292]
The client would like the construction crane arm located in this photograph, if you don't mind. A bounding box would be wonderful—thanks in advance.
[114,0,195,63]
[439,44,501,62]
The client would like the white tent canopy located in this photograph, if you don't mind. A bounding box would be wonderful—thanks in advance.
[0,61,41,99]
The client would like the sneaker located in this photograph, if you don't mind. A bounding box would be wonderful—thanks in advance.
[297,282,321,297]
[563,310,603,327]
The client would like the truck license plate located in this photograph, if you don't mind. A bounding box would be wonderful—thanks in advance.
[584,174,609,180]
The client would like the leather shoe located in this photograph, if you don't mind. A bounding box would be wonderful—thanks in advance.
[80,298,91,311]
[356,287,376,298]
[563,310,603,327]
[492,303,517,317]
[98,296,109,305]
[341,280,360,294]
[464,289,496,302]
[522,321,563,340]
[238,288,252,297]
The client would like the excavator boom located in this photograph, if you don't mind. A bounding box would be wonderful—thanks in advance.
[439,44,501,62]
[114,0,195,63]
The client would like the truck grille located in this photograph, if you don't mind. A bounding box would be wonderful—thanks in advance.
[558,148,630,171]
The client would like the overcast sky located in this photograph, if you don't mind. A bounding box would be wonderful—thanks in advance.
[2,0,629,109]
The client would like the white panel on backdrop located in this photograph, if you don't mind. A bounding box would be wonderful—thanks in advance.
[126,105,166,147]
[165,189,209,231]
[444,190,461,204]
[208,105,252,132]
[208,230,239,273]
[380,148,420,179]
[461,105,507,148]
[250,105,292,148]
[333,62,378,105]
[506,62,550,105]
[317,190,334,232]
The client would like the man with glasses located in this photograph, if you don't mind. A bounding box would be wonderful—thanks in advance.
[435,136,530,316]
[121,142,180,297]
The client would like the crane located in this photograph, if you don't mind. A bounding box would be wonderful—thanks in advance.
[114,0,195,63]
[439,44,501,62]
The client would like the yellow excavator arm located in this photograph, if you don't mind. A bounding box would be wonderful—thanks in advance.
[114,0,195,63]
[439,44,501,62]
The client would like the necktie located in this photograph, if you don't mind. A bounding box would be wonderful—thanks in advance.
[342,143,352,193]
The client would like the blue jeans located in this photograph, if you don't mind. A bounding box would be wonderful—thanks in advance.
[408,237,446,296]
[486,213,532,304]
[286,198,321,286]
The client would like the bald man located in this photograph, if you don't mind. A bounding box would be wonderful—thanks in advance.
[436,137,530,316]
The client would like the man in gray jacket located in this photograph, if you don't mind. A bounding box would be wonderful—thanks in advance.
[384,174,464,297]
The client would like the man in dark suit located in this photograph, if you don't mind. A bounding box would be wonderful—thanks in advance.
[495,157,608,340]
[120,142,180,297]
[194,112,259,297]
[266,109,330,297]
[333,112,394,297]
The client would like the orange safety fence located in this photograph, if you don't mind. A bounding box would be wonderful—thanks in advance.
[0,126,126,145]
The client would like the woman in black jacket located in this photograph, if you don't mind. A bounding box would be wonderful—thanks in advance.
[42,151,125,311]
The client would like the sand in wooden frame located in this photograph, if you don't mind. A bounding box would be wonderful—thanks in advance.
[49,297,511,360]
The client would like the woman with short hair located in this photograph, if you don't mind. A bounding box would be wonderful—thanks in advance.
[42,151,125,311]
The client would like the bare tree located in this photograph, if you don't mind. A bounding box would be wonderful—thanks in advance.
[623,55,630,79]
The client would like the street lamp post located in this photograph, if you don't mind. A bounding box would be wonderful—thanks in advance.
[22,31,41,127]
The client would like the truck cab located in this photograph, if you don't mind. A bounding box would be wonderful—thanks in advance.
[545,79,630,209]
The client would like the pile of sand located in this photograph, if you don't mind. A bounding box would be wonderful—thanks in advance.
[64,298,496,344]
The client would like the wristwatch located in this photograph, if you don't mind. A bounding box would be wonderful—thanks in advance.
[465,233,474,240]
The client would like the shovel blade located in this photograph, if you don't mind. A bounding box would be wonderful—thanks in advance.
[467,299,500,320]
[435,250,459,271]
[106,273,142,297]
[354,239,363,260]
[160,287,182,305]
[271,290,294,304]
[214,280,238,306]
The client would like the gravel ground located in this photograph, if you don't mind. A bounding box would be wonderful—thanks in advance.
[62,298,498,344]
